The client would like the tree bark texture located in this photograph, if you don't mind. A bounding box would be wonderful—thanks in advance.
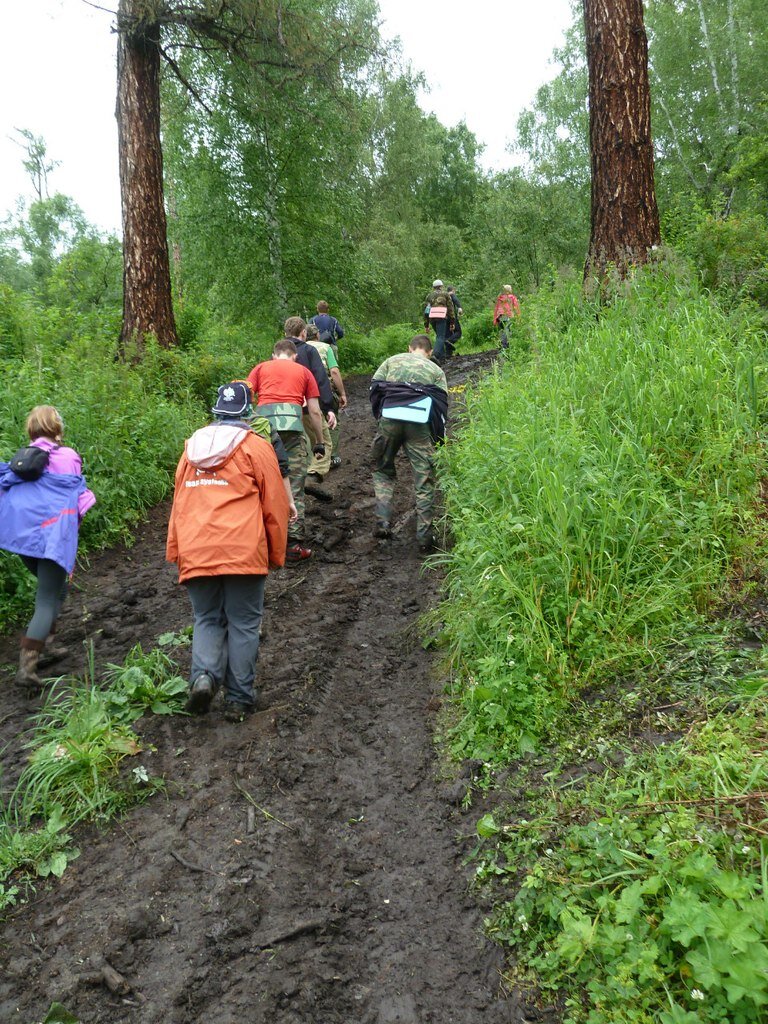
[116,3,178,354]
[583,0,661,282]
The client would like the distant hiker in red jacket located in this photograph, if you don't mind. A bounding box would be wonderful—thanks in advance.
[492,285,521,350]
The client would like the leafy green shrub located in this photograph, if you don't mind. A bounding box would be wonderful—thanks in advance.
[102,645,188,722]
[478,691,768,1024]
[686,211,768,309]
[439,267,768,756]
[341,322,415,374]
[459,307,497,352]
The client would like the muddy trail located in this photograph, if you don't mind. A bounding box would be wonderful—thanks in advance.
[0,352,531,1024]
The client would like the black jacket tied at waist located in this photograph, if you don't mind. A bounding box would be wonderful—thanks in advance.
[369,380,448,445]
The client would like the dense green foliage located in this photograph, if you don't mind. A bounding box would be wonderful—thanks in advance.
[439,265,768,1022]
[440,266,767,756]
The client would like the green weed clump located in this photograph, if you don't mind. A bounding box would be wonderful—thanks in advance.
[0,644,186,911]
[439,268,768,757]
[476,687,768,1024]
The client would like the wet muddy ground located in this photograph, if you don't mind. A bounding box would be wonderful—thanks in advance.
[0,352,537,1023]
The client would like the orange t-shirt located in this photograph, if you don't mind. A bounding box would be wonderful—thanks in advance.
[247,360,319,406]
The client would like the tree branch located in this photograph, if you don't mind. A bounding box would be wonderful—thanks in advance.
[160,45,214,115]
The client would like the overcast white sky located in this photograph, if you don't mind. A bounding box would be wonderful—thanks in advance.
[0,0,574,235]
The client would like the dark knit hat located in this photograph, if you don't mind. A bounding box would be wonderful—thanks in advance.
[212,381,251,418]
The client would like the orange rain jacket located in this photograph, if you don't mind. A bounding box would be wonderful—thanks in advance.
[166,422,289,582]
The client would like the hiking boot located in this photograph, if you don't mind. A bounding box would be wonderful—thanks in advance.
[223,701,255,723]
[305,483,333,503]
[374,521,392,540]
[306,472,324,485]
[40,636,68,667]
[16,642,43,690]
[417,531,438,554]
[186,672,214,715]
[330,456,342,470]
[286,542,312,562]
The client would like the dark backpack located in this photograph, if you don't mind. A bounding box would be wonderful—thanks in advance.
[9,445,51,481]
[318,322,337,344]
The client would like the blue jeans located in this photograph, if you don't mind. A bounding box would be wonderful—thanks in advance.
[429,317,448,360]
[186,574,266,708]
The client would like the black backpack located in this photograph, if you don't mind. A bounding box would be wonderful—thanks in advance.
[9,445,52,481]
[317,319,337,344]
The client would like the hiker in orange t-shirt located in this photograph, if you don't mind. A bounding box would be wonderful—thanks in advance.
[247,339,325,562]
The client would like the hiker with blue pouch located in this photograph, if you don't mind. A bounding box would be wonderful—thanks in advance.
[369,335,448,553]
[0,405,96,688]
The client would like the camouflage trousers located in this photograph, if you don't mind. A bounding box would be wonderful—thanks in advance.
[371,419,436,540]
[279,429,309,541]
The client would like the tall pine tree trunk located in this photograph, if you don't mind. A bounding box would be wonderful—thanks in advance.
[116,1,178,356]
[583,0,661,284]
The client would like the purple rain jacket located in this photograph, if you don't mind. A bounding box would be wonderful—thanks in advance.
[0,440,96,574]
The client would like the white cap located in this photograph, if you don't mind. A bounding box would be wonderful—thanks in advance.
[432,279,443,288]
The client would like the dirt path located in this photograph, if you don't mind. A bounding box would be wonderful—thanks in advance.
[0,353,521,1024]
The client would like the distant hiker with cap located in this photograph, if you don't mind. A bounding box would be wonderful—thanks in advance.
[309,300,344,355]
[369,334,448,553]
[166,381,289,722]
[445,286,463,359]
[247,339,326,562]
[0,405,96,689]
[305,322,348,474]
[492,285,521,349]
[423,279,453,363]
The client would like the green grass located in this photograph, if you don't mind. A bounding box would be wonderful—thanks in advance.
[474,669,768,1024]
[0,643,187,913]
[438,265,768,757]
[439,262,768,1022]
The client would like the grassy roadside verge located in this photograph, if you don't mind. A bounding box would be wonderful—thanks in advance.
[0,641,188,914]
[437,263,768,1022]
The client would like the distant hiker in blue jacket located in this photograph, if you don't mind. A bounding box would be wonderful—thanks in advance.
[309,301,344,355]
[0,406,95,688]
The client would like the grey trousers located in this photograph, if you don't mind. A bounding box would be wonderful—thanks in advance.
[20,556,69,642]
[185,574,266,708]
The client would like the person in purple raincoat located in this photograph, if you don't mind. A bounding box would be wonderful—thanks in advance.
[0,405,95,688]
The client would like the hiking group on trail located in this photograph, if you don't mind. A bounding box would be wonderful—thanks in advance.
[0,284,517,720]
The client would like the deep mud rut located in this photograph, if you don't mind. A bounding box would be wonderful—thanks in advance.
[0,352,532,1024]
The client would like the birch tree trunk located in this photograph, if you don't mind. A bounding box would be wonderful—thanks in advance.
[583,0,661,283]
[116,0,178,356]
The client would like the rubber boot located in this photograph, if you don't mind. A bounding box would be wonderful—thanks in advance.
[40,623,68,666]
[17,638,44,689]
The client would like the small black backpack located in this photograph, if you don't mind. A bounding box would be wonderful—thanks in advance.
[9,445,52,481]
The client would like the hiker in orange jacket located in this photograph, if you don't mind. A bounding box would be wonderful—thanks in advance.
[166,381,289,722]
